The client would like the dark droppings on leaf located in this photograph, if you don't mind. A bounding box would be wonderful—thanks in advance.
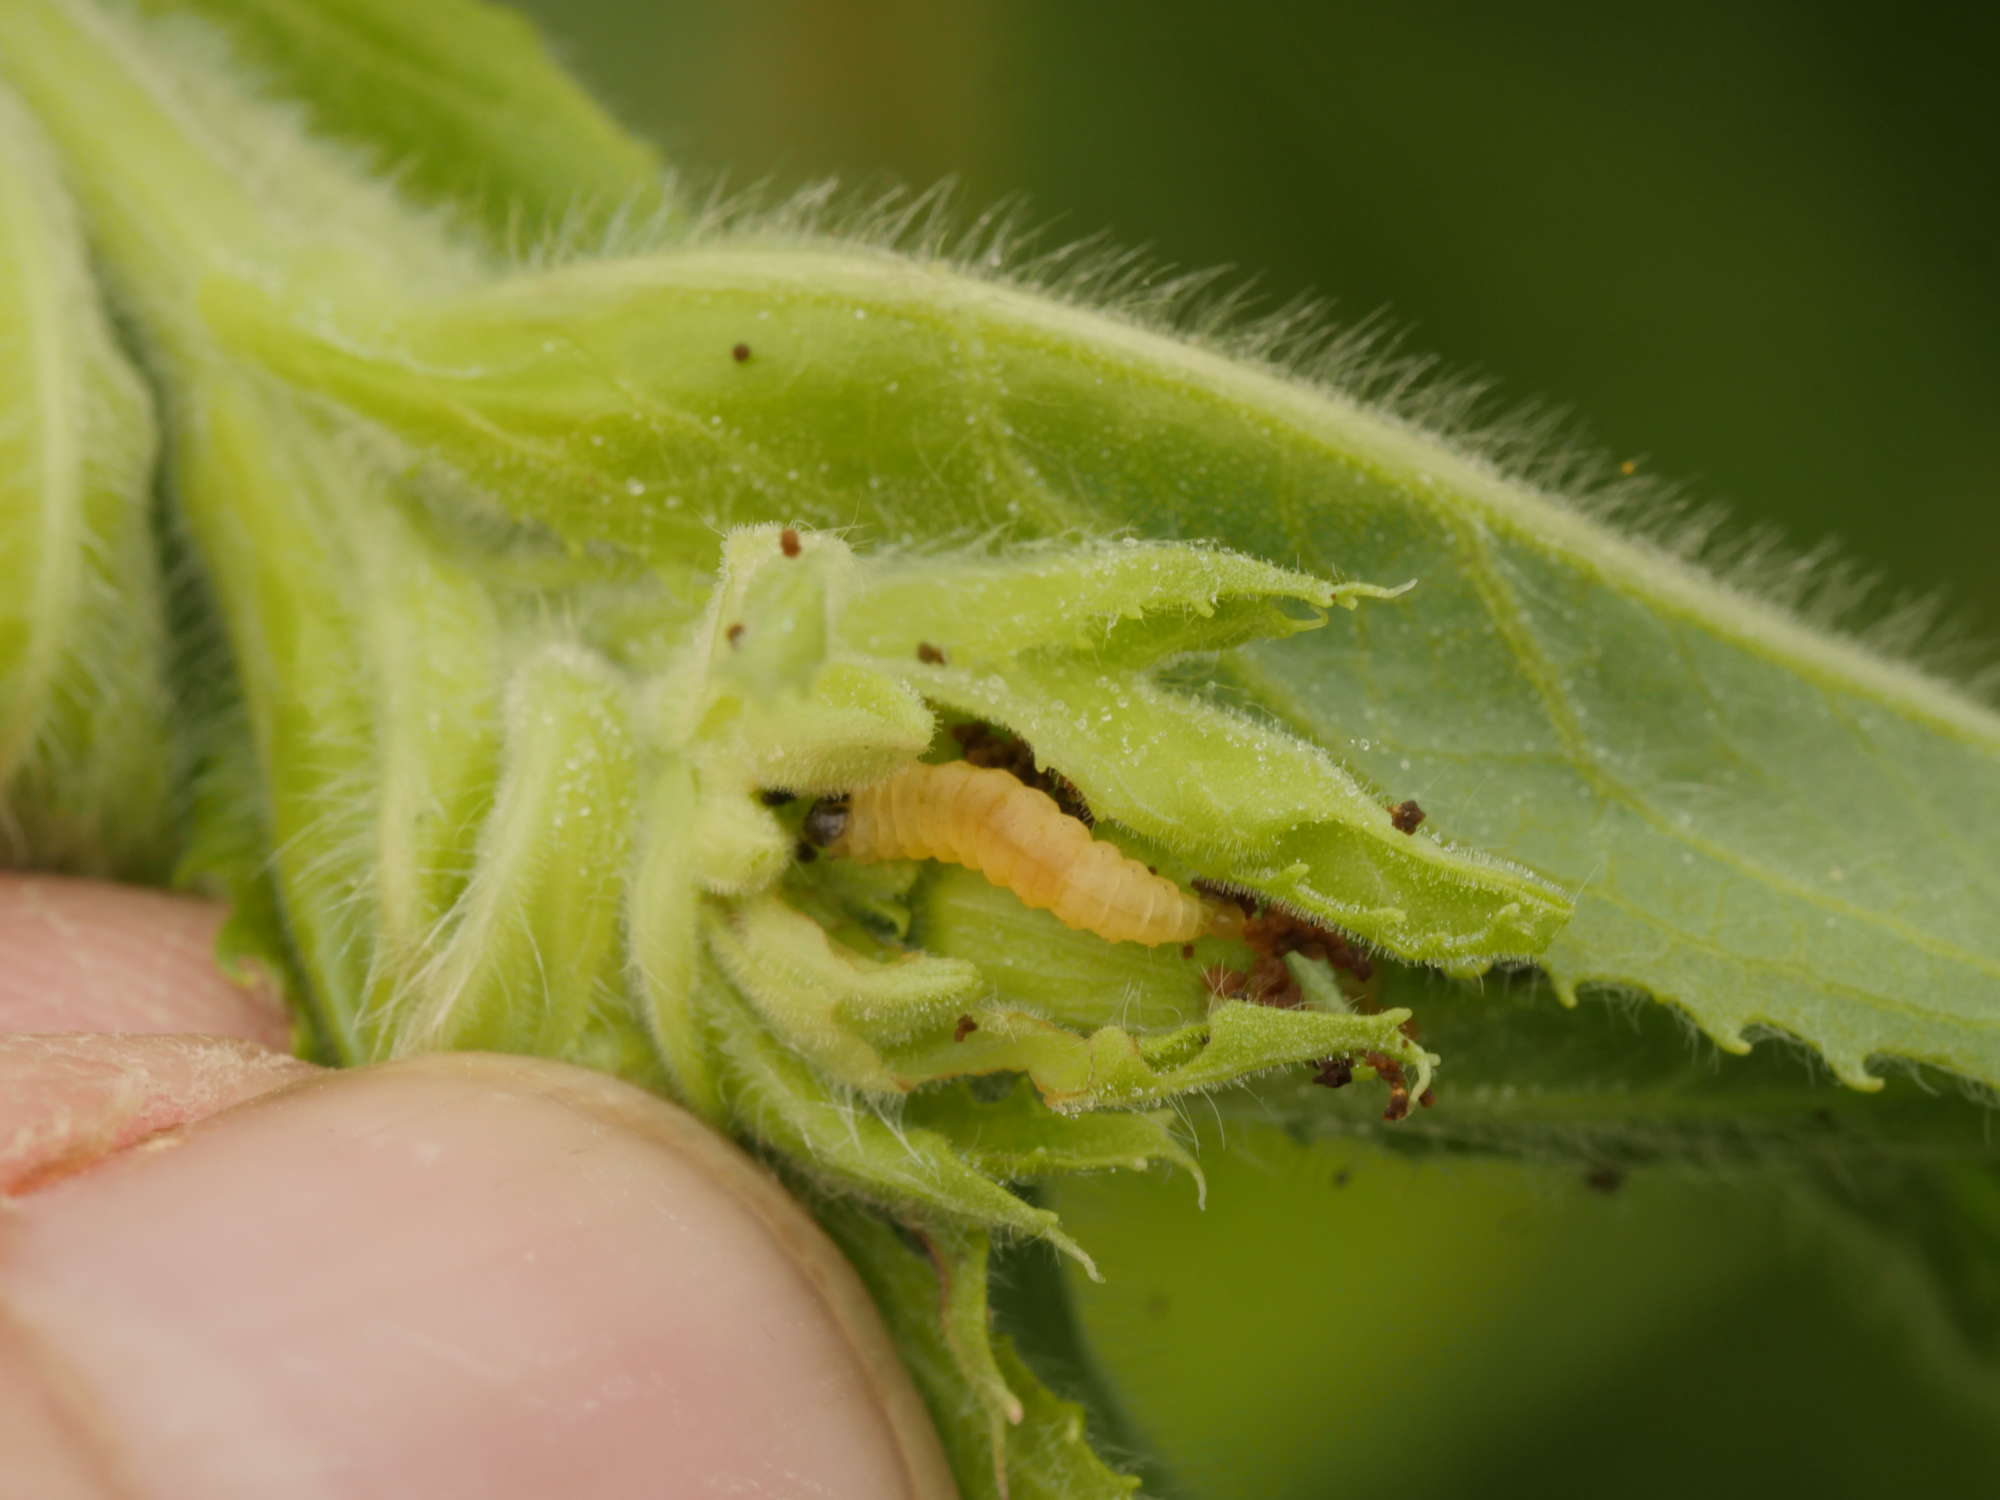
[725,622,745,647]
[1242,906,1375,984]
[1205,898,1382,1009]
[1388,799,1426,834]
[1197,894,1423,1111]
[1179,943,1195,960]
[801,797,851,847]
[731,342,751,362]
[953,1014,979,1042]
[1364,1050,1405,1088]
[1247,954,1303,1007]
[1585,1165,1626,1195]
[1365,1049,1413,1121]
[948,720,1092,824]
[779,527,801,557]
[916,641,947,664]
[1310,1056,1353,1089]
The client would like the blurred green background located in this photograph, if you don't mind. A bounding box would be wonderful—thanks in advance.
[520,0,1998,653]
[511,4,2000,1495]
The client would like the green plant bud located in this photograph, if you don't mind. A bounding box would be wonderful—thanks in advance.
[625,755,723,1119]
[707,892,987,1091]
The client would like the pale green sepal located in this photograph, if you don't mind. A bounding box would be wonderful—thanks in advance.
[1187,999,1435,1103]
[886,1000,1433,1114]
[742,661,935,795]
[816,1200,1141,1500]
[706,526,841,693]
[706,894,986,1091]
[170,379,392,1060]
[395,643,637,1061]
[349,493,507,1012]
[0,85,177,879]
[686,783,791,895]
[837,538,1369,670]
[905,1078,1204,1197]
[626,757,726,1122]
[705,983,1098,1273]
[167,371,516,1063]
[656,528,933,794]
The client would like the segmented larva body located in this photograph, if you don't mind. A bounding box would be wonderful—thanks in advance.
[824,762,1209,946]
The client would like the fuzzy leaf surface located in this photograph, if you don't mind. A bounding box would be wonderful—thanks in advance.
[222,245,2000,1091]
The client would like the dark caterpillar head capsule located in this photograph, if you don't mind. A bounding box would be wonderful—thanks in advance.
[801,797,852,848]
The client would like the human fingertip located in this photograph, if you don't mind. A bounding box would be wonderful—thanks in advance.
[2,1053,956,1500]
[0,875,288,1046]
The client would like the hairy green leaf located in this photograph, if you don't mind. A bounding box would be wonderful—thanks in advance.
[126,0,669,247]
[217,241,2000,1091]
[1240,964,1996,1172]
[0,86,177,877]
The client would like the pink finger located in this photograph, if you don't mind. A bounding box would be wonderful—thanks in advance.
[0,1034,318,1193]
[0,1052,956,1500]
[0,875,289,1046]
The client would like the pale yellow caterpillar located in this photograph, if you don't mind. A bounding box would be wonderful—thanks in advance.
[805,761,1226,947]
